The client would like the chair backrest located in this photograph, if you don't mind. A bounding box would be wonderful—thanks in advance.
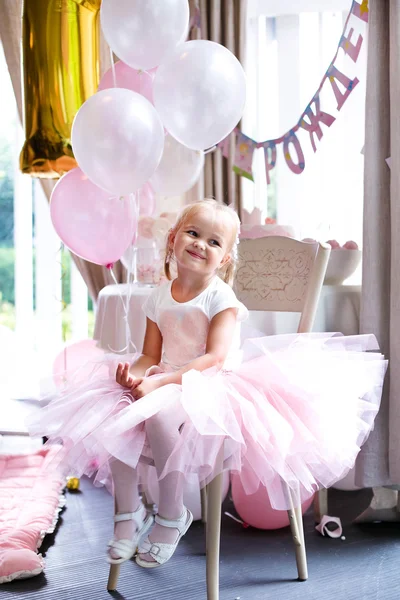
[234,236,331,333]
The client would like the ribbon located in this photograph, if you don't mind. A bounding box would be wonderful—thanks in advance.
[315,515,343,539]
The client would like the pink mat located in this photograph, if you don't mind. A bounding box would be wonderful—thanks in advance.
[0,447,65,584]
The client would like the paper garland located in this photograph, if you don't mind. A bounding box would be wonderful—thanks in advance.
[219,0,369,183]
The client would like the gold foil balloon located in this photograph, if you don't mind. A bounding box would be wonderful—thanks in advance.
[20,0,101,178]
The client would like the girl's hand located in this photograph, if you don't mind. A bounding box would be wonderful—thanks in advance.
[130,377,161,400]
[116,362,135,388]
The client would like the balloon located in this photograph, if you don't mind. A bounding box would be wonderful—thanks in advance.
[20,0,101,178]
[50,168,136,266]
[98,61,155,105]
[137,182,156,218]
[53,340,105,388]
[146,471,230,521]
[150,135,204,196]
[71,89,164,195]
[231,475,314,530]
[154,41,247,151]
[100,0,189,70]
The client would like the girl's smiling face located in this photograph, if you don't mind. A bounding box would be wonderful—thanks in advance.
[171,207,233,277]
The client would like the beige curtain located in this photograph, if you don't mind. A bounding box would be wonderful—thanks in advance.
[0,0,125,301]
[186,0,247,216]
[355,0,400,488]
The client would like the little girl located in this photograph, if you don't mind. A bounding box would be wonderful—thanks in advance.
[29,199,387,571]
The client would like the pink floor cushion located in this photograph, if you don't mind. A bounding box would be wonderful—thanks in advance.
[0,447,65,583]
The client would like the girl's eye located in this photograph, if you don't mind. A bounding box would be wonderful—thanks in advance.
[187,230,197,237]
[209,239,220,247]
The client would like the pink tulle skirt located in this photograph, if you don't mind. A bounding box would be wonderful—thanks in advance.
[27,333,387,510]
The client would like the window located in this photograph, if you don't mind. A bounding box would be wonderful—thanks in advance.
[242,0,366,254]
[0,42,92,388]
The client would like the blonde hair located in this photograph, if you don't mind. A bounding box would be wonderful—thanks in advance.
[164,199,240,287]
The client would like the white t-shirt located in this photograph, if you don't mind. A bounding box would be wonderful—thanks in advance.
[142,277,248,372]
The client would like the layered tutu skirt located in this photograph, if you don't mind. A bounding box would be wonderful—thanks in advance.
[27,333,387,510]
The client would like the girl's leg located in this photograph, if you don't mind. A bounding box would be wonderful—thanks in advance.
[109,458,141,560]
[139,403,187,563]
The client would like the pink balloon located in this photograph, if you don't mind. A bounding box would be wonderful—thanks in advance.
[98,61,155,105]
[53,339,105,388]
[50,168,136,266]
[231,474,314,530]
[138,182,156,217]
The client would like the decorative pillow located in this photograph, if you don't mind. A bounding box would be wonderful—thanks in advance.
[0,447,65,583]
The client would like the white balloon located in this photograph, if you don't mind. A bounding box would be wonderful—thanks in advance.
[154,40,247,151]
[100,0,189,70]
[150,135,204,196]
[71,89,164,196]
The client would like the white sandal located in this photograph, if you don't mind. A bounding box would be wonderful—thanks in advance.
[107,504,154,565]
[135,507,193,568]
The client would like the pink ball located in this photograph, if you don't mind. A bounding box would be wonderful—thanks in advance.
[98,61,155,105]
[342,240,359,250]
[50,168,137,266]
[326,239,340,249]
[231,474,314,530]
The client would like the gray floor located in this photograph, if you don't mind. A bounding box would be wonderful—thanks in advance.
[2,477,400,600]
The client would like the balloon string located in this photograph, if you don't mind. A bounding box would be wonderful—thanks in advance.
[108,264,137,355]
[110,47,117,88]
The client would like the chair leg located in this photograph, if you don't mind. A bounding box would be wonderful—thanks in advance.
[314,488,328,523]
[206,473,223,600]
[201,485,208,524]
[285,484,308,581]
[107,564,121,591]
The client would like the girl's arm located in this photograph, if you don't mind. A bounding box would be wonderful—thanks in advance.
[116,318,162,386]
[130,308,237,397]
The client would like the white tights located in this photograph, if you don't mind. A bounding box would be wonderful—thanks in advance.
[109,402,187,561]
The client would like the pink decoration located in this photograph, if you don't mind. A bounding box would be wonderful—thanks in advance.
[263,141,277,184]
[218,134,231,158]
[351,0,369,23]
[138,182,156,218]
[53,340,105,388]
[98,61,155,105]
[340,28,363,62]
[137,216,155,239]
[300,95,335,153]
[50,168,136,266]
[326,239,341,249]
[240,224,294,240]
[233,132,255,181]
[231,475,314,530]
[326,65,359,111]
[0,448,65,583]
[283,131,305,174]
[342,240,359,250]
[241,207,263,227]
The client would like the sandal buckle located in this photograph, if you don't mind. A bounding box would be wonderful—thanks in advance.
[150,544,161,556]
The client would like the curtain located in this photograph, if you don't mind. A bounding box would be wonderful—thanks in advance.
[0,0,125,301]
[186,0,247,216]
[355,0,400,489]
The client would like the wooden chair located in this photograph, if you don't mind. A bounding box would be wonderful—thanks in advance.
[204,236,331,600]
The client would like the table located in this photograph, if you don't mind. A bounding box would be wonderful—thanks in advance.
[93,282,361,354]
